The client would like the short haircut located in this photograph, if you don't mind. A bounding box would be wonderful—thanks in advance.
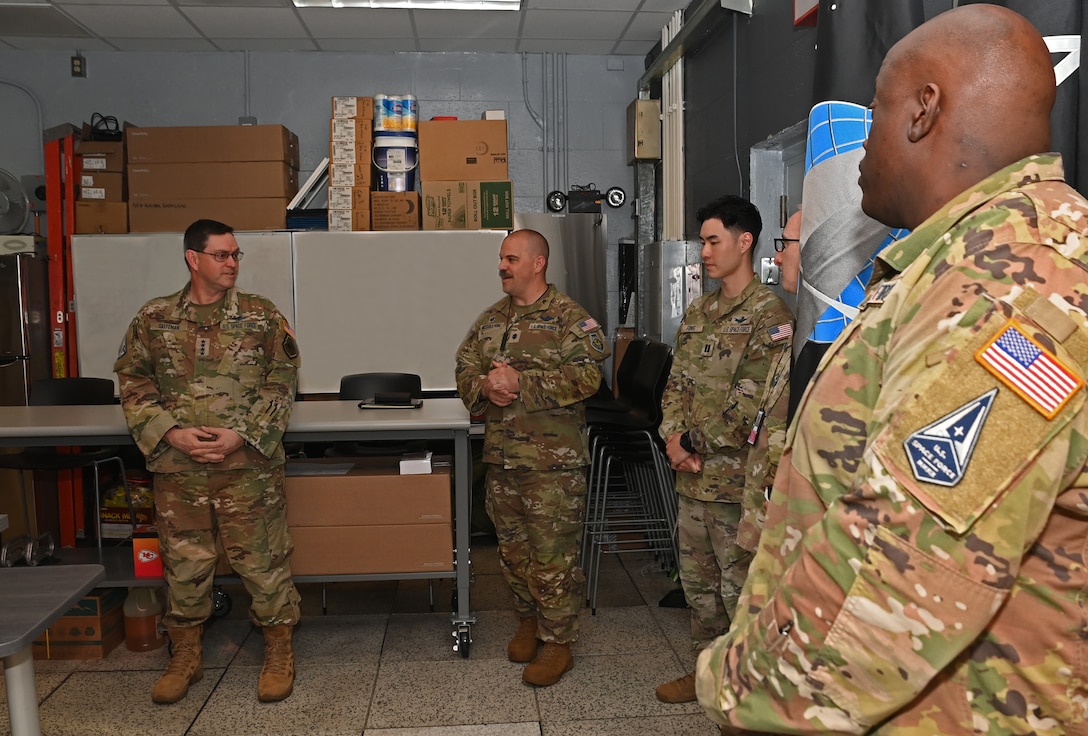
[695,195,762,244]
[183,219,234,253]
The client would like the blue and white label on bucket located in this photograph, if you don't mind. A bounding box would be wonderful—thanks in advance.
[386,149,407,170]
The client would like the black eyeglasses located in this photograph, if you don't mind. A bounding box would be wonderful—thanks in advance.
[196,250,244,262]
[773,238,799,253]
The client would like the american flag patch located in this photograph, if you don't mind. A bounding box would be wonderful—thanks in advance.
[975,320,1084,419]
[768,323,793,342]
[578,318,600,332]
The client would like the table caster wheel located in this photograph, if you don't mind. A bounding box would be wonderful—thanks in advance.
[212,586,232,617]
[452,625,472,658]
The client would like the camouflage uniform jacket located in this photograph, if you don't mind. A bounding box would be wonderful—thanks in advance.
[660,277,793,505]
[697,154,1088,735]
[114,284,300,474]
[455,284,609,470]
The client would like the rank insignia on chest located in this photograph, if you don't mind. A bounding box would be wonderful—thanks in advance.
[702,341,714,356]
[867,281,896,306]
[904,388,996,487]
[196,337,210,359]
[975,320,1084,419]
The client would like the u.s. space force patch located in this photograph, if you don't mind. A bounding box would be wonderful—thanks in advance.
[903,388,996,487]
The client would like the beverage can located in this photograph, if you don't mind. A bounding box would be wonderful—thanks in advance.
[402,94,418,132]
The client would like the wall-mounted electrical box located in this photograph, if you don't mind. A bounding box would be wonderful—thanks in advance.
[626,99,661,164]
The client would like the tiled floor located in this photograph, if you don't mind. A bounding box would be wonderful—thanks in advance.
[1,543,720,735]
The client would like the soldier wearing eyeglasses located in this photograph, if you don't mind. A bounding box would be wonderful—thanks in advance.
[114,218,300,705]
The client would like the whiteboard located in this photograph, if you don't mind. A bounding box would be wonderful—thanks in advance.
[292,230,505,393]
[72,231,295,388]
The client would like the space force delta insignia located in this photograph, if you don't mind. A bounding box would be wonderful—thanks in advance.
[904,388,996,487]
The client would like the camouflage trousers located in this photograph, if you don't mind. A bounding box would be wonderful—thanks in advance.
[676,495,752,653]
[486,466,587,644]
[154,466,301,629]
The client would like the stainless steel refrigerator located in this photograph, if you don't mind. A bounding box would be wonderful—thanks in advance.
[0,252,50,405]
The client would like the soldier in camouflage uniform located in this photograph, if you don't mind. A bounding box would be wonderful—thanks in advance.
[455,229,609,687]
[655,195,793,705]
[114,219,301,705]
[698,6,1088,734]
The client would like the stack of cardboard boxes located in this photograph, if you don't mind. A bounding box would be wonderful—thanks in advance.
[74,125,129,234]
[418,119,514,231]
[126,125,300,232]
[328,96,374,232]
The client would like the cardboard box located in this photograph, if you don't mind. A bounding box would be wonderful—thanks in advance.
[128,162,299,200]
[79,144,126,174]
[99,506,155,539]
[421,180,513,230]
[284,458,450,527]
[128,198,288,233]
[330,139,373,165]
[127,125,300,169]
[33,587,125,660]
[332,96,374,120]
[370,191,420,231]
[78,172,126,201]
[330,118,374,142]
[327,209,370,232]
[75,201,128,234]
[289,524,453,575]
[327,186,372,211]
[418,120,508,181]
[329,162,372,188]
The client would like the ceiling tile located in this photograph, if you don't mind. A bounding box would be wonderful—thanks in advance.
[412,8,520,37]
[521,9,629,39]
[109,36,218,49]
[612,38,655,56]
[180,6,309,37]
[59,4,202,37]
[0,6,91,36]
[59,0,170,6]
[525,0,640,9]
[177,0,289,6]
[315,37,419,51]
[214,36,317,49]
[0,34,113,48]
[417,37,517,52]
[517,37,616,53]
[298,7,413,38]
[622,9,673,40]
[639,0,688,11]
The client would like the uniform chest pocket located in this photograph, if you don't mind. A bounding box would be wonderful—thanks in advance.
[699,329,753,380]
[217,330,266,377]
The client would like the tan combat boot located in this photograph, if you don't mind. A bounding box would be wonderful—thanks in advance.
[522,642,573,686]
[655,670,696,703]
[152,625,203,704]
[507,617,540,663]
[258,625,295,702]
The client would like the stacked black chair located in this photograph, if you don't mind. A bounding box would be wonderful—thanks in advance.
[0,377,131,565]
[583,339,677,613]
[326,372,425,458]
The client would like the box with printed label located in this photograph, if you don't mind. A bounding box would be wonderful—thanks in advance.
[330,139,373,166]
[32,587,126,659]
[128,162,299,200]
[422,180,513,230]
[78,143,126,174]
[332,96,374,120]
[327,186,372,212]
[284,458,451,527]
[128,198,287,233]
[78,172,126,201]
[75,201,128,234]
[330,118,374,142]
[329,162,373,188]
[327,209,370,232]
[370,191,420,231]
[418,120,508,181]
[127,125,300,168]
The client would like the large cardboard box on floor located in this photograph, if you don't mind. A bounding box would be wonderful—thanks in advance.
[32,587,125,660]
[370,191,420,231]
[128,162,299,200]
[75,201,128,234]
[127,125,300,169]
[418,119,508,181]
[128,198,288,233]
[290,524,453,575]
[421,180,513,230]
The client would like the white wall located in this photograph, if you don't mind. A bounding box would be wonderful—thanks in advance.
[0,49,639,335]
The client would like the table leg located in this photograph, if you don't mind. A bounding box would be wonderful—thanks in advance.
[452,428,474,627]
[4,647,43,736]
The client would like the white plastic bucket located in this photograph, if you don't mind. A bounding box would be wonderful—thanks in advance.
[373,133,418,192]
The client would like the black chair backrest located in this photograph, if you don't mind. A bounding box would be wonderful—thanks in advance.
[625,340,671,404]
[614,338,649,398]
[339,372,422,401]
[30,377,116,406]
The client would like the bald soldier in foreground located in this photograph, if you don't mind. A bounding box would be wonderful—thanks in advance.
[697,5,1088,734]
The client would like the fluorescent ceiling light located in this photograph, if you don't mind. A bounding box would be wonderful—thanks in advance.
[293,0,520,9]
